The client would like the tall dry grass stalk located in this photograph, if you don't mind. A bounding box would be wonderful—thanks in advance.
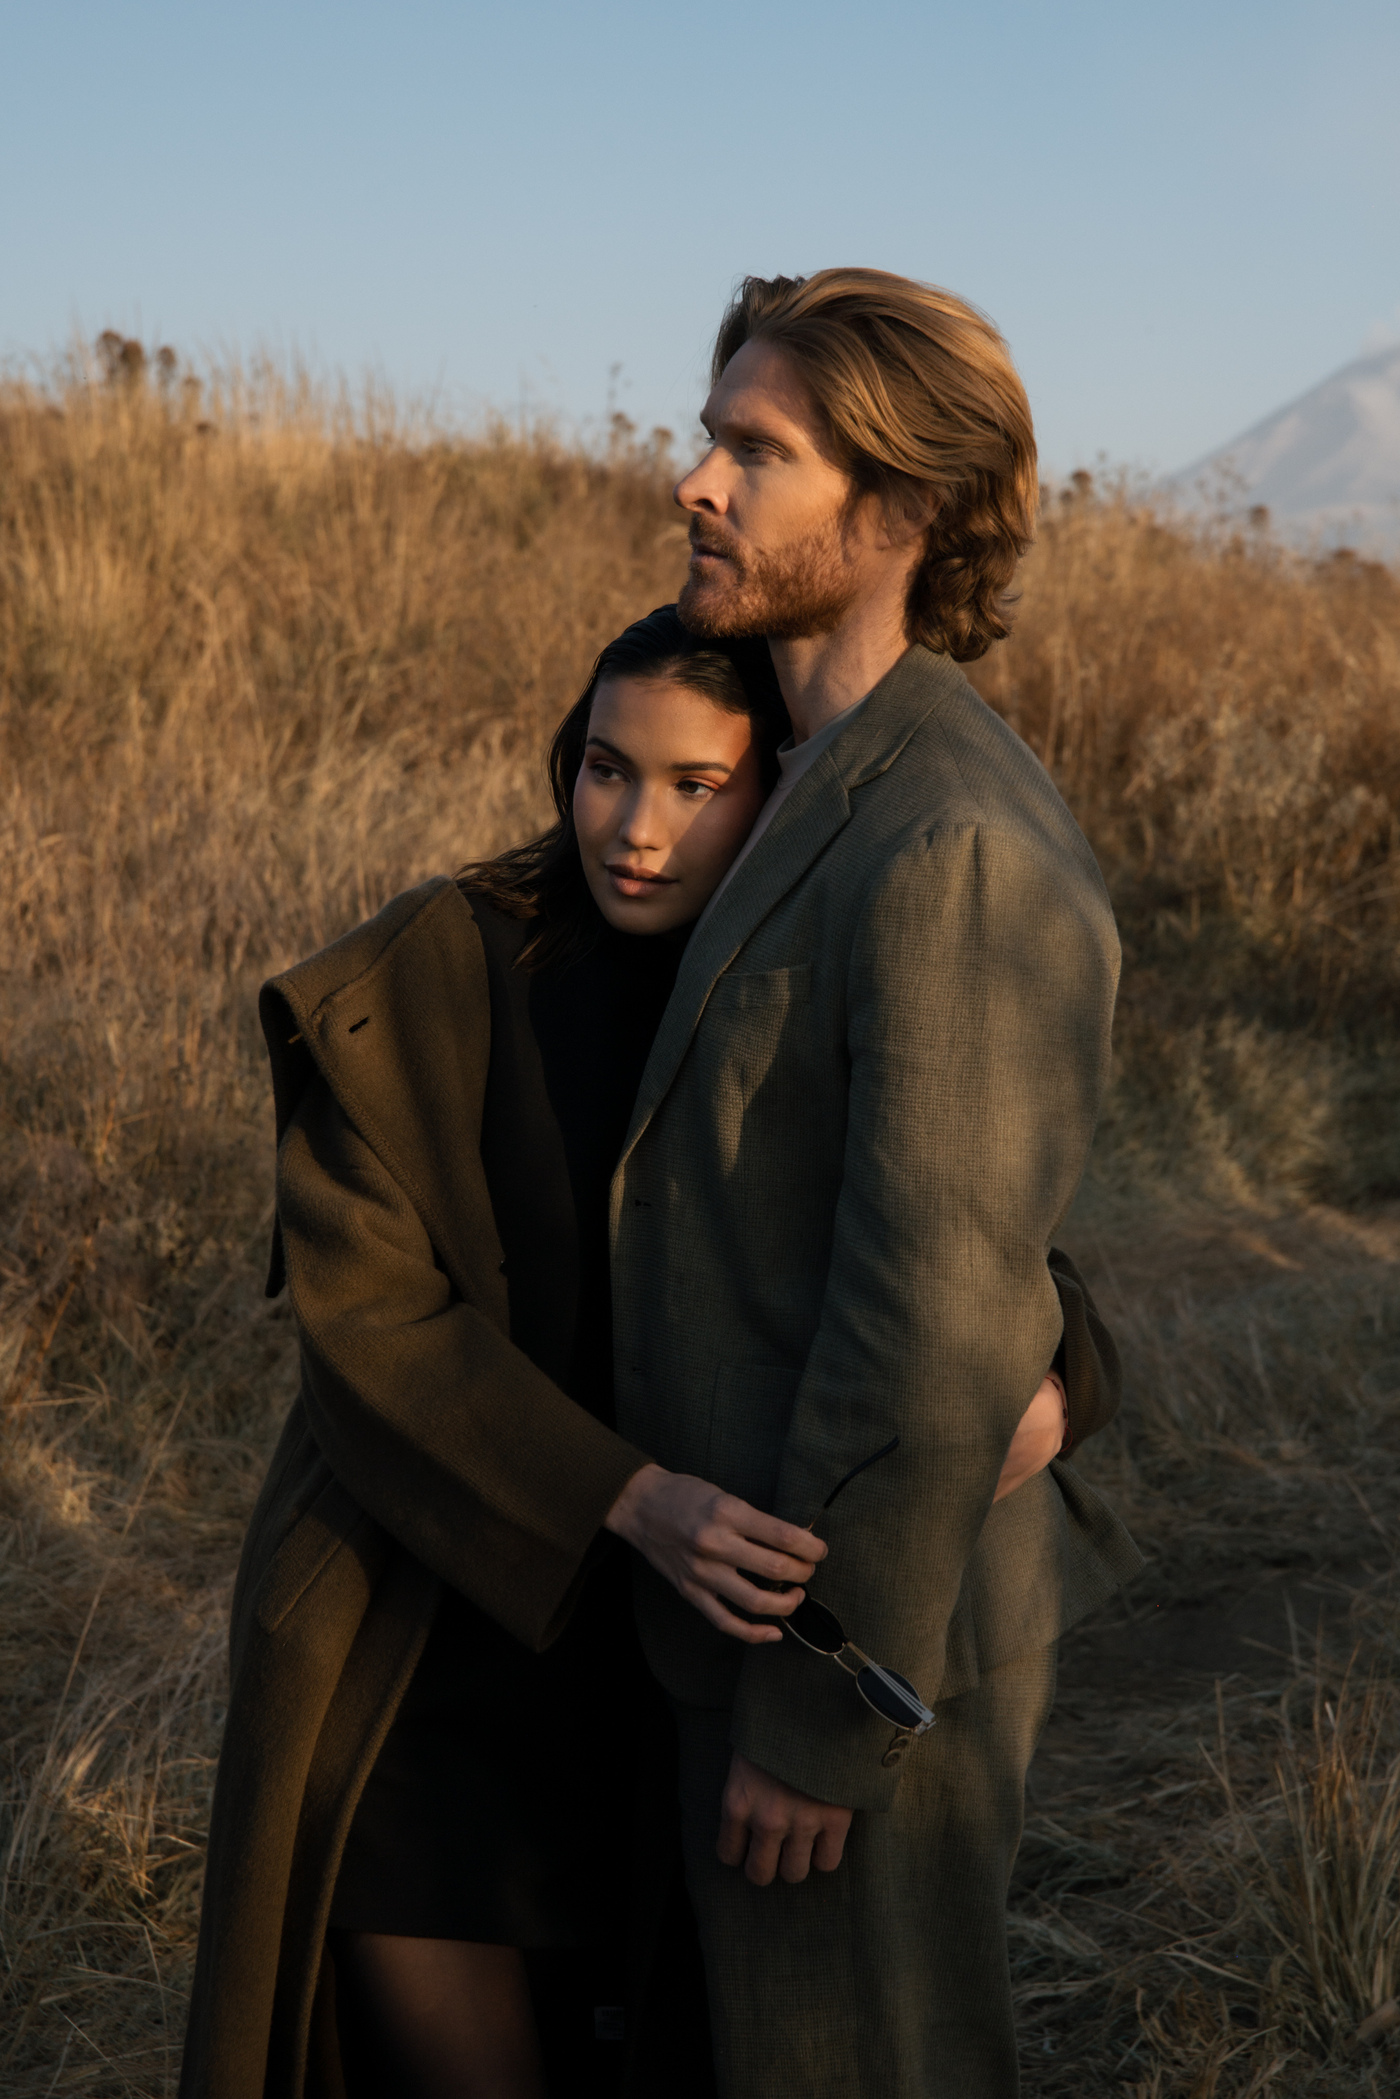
[1,354,686,2093]
[1211,1671,1400,2041]
[973,483,1400,1207]
[2,348,1399,2091]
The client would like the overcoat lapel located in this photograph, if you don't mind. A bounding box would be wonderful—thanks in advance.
[618,644,962,1170]
[261,880,507,1323]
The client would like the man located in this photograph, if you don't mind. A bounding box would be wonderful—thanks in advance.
[607,271,1142,2097]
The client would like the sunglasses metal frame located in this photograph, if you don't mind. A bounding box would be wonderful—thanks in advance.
[782,1596,936,1737]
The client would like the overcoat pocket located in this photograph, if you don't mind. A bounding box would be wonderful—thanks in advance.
[254,1472,370,1634]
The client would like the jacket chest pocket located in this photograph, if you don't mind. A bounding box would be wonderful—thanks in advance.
[696,961,826,1175]
[708,962,811,1015]
[699,962,814,1110]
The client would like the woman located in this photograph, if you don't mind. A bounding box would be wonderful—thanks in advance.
[180,608,1112,2099]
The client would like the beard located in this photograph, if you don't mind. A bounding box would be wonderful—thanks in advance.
[677,510,862,641]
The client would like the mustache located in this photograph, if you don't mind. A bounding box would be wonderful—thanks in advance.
[688,520,744,561]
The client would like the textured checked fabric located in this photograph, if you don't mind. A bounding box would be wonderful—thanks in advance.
[611,645,1142,1813]
[676,1643,1058,2098]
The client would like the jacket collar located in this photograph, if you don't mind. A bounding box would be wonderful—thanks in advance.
[259,879,506,1312]
[618,645,963,1166]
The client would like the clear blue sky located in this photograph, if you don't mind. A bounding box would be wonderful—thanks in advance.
[3,0,1398,476]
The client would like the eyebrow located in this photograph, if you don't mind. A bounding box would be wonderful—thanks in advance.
[586,733,734,776]
[700,398,798,451]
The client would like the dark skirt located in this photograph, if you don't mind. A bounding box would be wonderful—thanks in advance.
[329,1546,649,1946]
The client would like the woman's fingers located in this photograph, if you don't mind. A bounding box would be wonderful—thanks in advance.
[721,1537,822,1584]
[992,1374,1067,1503]
[605,1466,833,1637]
[702,1567,806,1618]
[684,1583,784,1643]
[713,1496,826,1562]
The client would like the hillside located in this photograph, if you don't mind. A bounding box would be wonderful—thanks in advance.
[3,363,1400,2096]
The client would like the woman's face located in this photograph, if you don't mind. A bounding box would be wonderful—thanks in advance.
[573,674,769,935]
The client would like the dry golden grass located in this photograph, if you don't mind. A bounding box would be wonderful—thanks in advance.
[2,350,1399,2094]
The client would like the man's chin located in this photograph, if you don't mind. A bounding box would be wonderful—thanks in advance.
[677,571,765,640]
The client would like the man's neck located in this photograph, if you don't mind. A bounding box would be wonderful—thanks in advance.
[769,601,911,744]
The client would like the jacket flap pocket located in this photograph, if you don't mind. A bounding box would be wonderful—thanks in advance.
[255,1474,368,1634]
[710,962,811,1012]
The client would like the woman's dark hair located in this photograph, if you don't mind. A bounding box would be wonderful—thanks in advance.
[458,605,787,970]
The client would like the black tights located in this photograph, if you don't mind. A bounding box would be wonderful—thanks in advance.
[329,1933,633,2099]
[331,1934,547,2099]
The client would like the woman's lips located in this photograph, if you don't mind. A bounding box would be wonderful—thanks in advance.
[605,863,677,899]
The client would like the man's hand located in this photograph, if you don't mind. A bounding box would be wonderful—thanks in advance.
[604,1464,826,1643]
[717,1751,854,1885]
[993,1371,1069,1503]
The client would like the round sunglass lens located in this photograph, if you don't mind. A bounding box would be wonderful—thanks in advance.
[787,1596,844,1653]
[857,1665,923,1726]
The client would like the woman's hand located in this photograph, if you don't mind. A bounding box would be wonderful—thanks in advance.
[994,1371,1069,1503]
[604,1464,826,1643]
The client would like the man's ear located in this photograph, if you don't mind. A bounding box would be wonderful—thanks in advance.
[876,481,940,551]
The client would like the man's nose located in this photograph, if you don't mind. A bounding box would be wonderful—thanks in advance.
[673,448,726,515]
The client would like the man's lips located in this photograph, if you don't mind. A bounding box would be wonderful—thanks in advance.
[689,530,738,564]
[605,862,677,897]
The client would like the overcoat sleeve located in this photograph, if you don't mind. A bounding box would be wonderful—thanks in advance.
[276,1074,651,1650]
[730,818,1119,1805]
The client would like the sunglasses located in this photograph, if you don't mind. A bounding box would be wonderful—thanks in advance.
[782,1594,936,1737]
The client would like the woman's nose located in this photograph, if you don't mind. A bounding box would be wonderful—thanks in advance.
[617,789,663,849]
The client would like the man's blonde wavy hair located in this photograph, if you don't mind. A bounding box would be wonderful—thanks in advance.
[712,269,1038,662]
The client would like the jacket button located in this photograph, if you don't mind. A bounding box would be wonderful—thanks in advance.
[881,1748,903,1768]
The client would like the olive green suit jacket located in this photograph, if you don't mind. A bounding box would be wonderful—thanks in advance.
[612,645,1142,1814]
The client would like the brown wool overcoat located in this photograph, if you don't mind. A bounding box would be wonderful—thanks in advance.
[179,875,1124,2099]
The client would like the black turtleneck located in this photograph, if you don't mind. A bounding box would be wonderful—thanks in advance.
[470,895,690,1429]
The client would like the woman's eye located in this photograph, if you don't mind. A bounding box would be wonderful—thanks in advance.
[589,760,623,782]
[677,778,716,800]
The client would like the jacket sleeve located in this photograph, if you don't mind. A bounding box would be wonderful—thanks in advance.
[277,1073,652,1649]
[1048,1245,1122,1455]
[729,819,1118,1806]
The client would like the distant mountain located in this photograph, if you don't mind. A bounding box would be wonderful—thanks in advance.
[1170,343,1400,554]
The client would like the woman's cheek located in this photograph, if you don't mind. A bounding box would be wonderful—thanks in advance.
[572,776,607,858]
[688,796,758,888]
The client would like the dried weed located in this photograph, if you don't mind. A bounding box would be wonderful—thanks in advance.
[3,354,1400,2092]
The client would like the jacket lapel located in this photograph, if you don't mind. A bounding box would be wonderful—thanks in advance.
[619,644,962,1166]
[620,761,852,1165]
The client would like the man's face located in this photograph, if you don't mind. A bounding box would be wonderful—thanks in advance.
[674,340,874,641]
